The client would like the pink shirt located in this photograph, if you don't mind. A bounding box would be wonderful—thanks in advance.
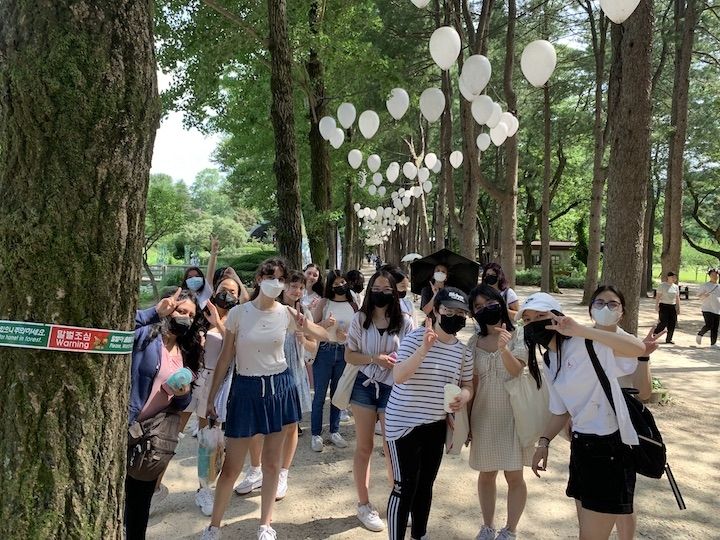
[138,346,184,421]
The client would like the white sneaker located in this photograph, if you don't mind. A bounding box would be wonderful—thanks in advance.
[475,525,496,540]
[311,435,324,452]
[149,483,168,515]
[257,525,277,540]
[496,528,517,540]
[195,487,214,516]
[276,468,288,500]
[330,432,348,448]
[340,409,351,424]
[696,334,702,345]
[374,421,383,435]
[357,502,385,532]
[234,466,263,495]
[200,525,221,540]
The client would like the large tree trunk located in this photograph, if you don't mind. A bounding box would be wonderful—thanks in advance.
[143,257,160,300]
[603,0,654,335]
[0,1,158,537]
[342,174,355,270]
[540,85,552,292]
[660,0,697,276]
[268,0,302,270]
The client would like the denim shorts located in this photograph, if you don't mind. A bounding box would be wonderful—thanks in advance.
[350,371,392,413]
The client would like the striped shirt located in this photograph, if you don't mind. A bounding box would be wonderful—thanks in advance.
[384,327,473,442]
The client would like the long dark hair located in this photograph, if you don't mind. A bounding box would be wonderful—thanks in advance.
[588,284,626,318]
[141,289,204,374]
[280,270,305,311]
[250,257,289,301]
[360,270,404,334]
[380,264,406,285]
[182,266,206,293]
[482,262,508,292]
[468,284,515,337]
[324,269,358,310]
[524,309,566,389]
[304,263,324,297]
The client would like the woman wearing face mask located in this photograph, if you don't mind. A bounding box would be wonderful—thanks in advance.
[420,264,449,321]
[347,269,367,306]
[385,287,474,540]
[382,265,417,330]
[345,270,413,532]
[654,271,681,344]
[127,288,204,539]
[467,285,530,540]
[482,263,520,319]
[200,259,329,540]
[309,269,359,452]
[518,293,646,540]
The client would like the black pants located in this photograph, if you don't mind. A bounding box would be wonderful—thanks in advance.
[654,303,677,342]
[699,311,720,345]
[124,475,157,540]
[386,420,446,540]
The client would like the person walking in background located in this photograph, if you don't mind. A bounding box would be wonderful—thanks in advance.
[382,264,418,329]
[654,271,681,344]
[481,263,520,319]
[696,268,720,348]
[420,264,449,321]
[347,269,367,306]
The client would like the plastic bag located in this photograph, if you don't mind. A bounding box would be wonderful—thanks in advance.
[197,424,225,488]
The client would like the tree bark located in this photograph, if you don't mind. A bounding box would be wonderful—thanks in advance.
[143,257,160,300]
[660,0,697,276]
[0,1,159,537]
[603,0,654,335]
[268,0,302,270]
[540,85,552,292]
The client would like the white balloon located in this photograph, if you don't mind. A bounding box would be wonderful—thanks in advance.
[391,190,398,199]
[423,180,433,193]
[490,122,508,146]
[429,26,461,71]
[411,0,431,7]
[476,133,491,151]
[372,173,383,186]
[369,209,377,219]
[330,128,344,149]
[458,77,478,102]
[506,115,519,137]
[499,112,519,138]
[424,153,438,170]
[387,163,400,183]
[419,88,445,123]
[599,0,641,24]
[450,151,463,169]
[471,95,494,125]
[337,103,356,129]
[418,167,430,183]
[402,162,418,179]
[378,186,386,196]
[383,207,391,218]
[348,149,363,169]
[386,88,410,120]
[398,188,406,197]
[486,103,503,128]
[358,174,367,187]
[402,196,411,208]
[521,40,557,88]
[353,202,361,212]
[431,160,442,174]
[412,186,423,198]
[393,198,403,210]
[358,110,380,139]
[460,55,492,95]
[368,185,377,196]
[319,116,336,140]
[392,208,399,215]
[367,154,381,173]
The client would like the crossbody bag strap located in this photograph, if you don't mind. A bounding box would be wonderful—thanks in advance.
[584,339,617,414]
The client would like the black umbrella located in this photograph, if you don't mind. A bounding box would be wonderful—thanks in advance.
[410,248,481,295]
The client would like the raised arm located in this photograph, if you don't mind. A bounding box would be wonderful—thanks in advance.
[206,236,219,289]
[547,314,646,358]
[394,321,435,384]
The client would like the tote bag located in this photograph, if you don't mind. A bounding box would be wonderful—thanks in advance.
[445,343,470,455]
[504,368,551,448]
[331,363,360,410]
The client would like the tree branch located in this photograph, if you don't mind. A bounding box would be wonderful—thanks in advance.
[201,0,268,48]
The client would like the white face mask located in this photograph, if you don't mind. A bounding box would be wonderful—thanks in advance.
[434,271,447,283]
[591,306,622,326]
[260,278,285,299]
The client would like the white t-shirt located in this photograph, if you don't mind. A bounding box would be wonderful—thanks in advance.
[657,282,679,305]
[612,328,640,389]
[225,301,295,376]
[323,300,356,343]
[400,297,417,329]
[546,336,638,445]
[501,287,519,306]
[301,290,320,310]
[203,328,224,370]
[384,328,474,442]
[699,282,720,314]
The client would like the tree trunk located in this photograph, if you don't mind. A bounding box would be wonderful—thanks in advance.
[268,0,302,270]
[342,174,355,270]
[540,85,552,292]
[603,0,654,335]
[434,167,447,250]
[143,257,160,300]
[660,0,697,276]
[0,1,159,537]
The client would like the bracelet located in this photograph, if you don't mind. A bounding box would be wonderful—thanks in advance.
[538,436,550,446]
[535,443,550,449]
[638,356,650,362]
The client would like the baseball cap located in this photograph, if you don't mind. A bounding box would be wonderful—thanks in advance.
[435,287,469,311]
[515,292,563,321]
[666,271,676,277]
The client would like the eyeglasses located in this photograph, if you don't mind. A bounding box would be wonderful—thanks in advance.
[592,299,622,311]
[371,287,393,294]
[475,301,500,313]
[438,306,467,317]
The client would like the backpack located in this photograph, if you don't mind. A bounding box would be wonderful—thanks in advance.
[127,411,182,481]
[584,340,667,478]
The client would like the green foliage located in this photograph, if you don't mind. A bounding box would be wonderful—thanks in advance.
[515,269,585,289]
[217,249,280,283]
[572,216,589,268]
[145,174,192,255]
[516,270,541,286]
[163,269,186,288]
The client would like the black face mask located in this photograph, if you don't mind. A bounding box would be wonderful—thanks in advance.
[484,274,498,286]
[169,316,192,337]
[371,291,393,308]
[351,283,364,294]
[523,319,556,348]
[474,304,502,327]
[439,314,466,334]
[398,290,407,299]
[333,285,348,296]
[212,291,238,311]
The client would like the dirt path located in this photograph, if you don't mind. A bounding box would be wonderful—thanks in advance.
[148,286,719,539]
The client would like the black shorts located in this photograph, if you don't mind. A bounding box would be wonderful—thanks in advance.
[566,431,636,515]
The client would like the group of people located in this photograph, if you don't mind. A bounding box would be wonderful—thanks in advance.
[126,247,703,540]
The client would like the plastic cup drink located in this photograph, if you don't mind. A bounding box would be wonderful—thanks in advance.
[444,383,462,413]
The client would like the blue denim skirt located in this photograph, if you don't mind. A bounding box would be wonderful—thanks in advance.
[224,369,301,439]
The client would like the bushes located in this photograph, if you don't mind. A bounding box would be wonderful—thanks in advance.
[163,269,186,287]
[217,250,279,284]
[514,269,585,289]
[516,270,541,286]
[556,275,586,289]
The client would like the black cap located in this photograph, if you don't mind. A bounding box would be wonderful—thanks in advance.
[666,271,676,277]
[708,268,719,275]
[435,286,469,311]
